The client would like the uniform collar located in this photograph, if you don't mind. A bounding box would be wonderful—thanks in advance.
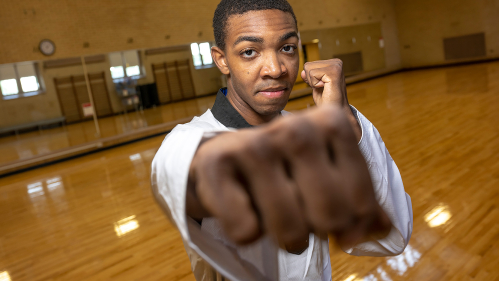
[211,88,253,129]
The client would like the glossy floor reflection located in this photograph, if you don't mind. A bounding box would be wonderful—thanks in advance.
[1,61,499,280]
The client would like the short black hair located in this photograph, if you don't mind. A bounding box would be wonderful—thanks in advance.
[213,0,298,50]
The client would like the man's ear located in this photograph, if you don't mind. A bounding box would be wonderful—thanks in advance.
[211,46,230,75]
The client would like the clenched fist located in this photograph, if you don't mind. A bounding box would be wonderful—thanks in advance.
[301,59,361,141]
[186,104,391,252]
[301,59,348,107]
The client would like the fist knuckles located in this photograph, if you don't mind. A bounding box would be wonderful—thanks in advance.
[192,104,390,247]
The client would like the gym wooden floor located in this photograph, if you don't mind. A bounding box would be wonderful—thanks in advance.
[1,61,498,281]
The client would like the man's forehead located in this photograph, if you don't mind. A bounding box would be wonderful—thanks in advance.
[225,10,297,39]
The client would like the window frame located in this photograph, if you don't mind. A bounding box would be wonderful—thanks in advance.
[0,62,44,100]
[109,50,145,82]
[190,42,216,69]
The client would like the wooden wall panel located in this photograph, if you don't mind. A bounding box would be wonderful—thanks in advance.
[178,61,195,99]
[334,51,364,75]
[72,76,92,120]
[167,62,183,101]
[152,64,171,104]
[54,72,112,123]
[54,78,81,123]
[152,60,195,104]
[444,33,487,61]
[89,73,113,117]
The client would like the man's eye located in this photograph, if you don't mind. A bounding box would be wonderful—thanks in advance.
[282,45,296,53]
[242,50,255,57]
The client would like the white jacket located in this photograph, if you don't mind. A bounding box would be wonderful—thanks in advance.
[151,106,413,281]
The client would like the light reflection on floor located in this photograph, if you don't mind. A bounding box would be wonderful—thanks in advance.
[114,215,140,237]
[0,271,11,281]
[424,205,451,228]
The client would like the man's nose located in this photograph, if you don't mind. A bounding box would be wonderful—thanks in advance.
[260,52,287,79]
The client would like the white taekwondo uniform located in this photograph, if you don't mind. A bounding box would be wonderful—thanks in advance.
[151,89,413,281]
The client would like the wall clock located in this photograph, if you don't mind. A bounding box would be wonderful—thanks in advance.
[39,39,56,56]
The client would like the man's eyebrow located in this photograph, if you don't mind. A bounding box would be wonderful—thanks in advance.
[233,36,264,47]
[279,31,299,42]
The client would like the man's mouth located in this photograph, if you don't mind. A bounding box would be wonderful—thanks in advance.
[257,87,288,98]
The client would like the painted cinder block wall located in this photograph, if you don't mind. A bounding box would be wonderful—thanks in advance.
[394,0,499,68]
[0,0,402,66]
[0,0,403,128]
[2,0,497,69]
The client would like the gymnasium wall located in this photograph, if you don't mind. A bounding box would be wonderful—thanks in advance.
[289,0,402,69]
[41,59,126,117]
[0,52,222,128]
[0,0,403,128]
[0,62,63,127]
[0,60,117,128]
[6,0,498,126]
[0,0,402,66]
[300,23,387,75]
[0,1,216,64]
[140,50,223,97]
[394,0,499,68]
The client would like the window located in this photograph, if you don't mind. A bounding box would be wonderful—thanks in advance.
[0,63,41,98]
[109,51,142,80]
[191,42,214,67]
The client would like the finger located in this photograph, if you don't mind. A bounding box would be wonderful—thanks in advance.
[239,142,310,248]
[301,70,308,84]
[304,59,342,71]
[308,67,333,88]
[249,169,309,248]
[306,66,315,88]
[334,214,369,249]
[316,106,390,239]
[294,161,352,234]
[303,60,344,88]
[196,155,261,244]
[273,115,351,233]
[367,204,392,240]
[303,62,320,88]
[314,104,361,165]
[336,204,392,249]
[334,210,375,250]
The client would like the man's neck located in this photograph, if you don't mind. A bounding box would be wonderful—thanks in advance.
[226,83,280,126]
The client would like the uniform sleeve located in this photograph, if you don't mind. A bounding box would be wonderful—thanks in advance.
[151,125,279,281]
[345,106,413,256]
[151,126,205,241]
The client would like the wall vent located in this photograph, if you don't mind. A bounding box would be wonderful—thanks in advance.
[443,33,486,60]
[334,51,363,75]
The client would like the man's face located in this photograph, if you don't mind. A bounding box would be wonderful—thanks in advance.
[220,9,299,116]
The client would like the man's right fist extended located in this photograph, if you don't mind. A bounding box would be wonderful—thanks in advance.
[186,104,391,251]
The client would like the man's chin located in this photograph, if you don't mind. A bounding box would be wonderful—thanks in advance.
[253,101,288,116]
[249,89,291,115]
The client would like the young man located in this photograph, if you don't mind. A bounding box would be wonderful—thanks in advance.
[151,0,413,280]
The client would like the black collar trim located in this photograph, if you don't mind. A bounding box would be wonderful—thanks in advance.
[211,88,253,129]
